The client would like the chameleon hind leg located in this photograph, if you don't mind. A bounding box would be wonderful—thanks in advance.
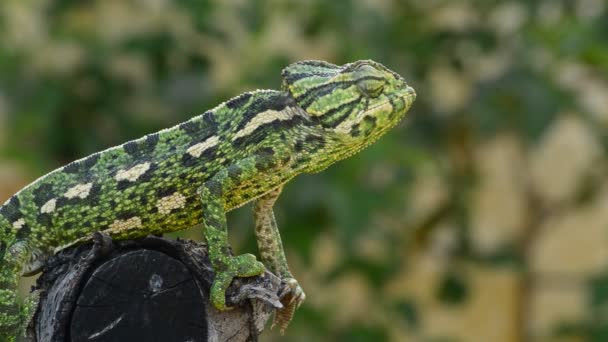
[200,155,269,311]
[0,242,38,342]
[254,186,305,334]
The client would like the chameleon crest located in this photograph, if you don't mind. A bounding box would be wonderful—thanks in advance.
[0,59,415,340]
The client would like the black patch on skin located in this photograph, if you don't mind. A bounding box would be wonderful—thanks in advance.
[204,180,223,197]
[14,222,30,240]
[320,96,362,128]
[144,133,160,153]
[0,196,21,222]
[56,196,83,208]
[33,183,55,207]
[235,93,296,131]
[180,111,218,141]
[116,181,131,191]
[54,197,67,209]
[294,141,304,152]
[305,135,326,152]
[350,123,361,137]
[181,146,218,167]
[81,183,102,206]
[179,120,200,136]
[61,153,101,174]
[362,116,377,135]
[226,92,253,109]
[228,166,242,181]
[186,195,198,205]
[159,170,171,179]
[62,161,81,174]
[123,133,161,157]
[293,60,338,69]
[82,153,100,169]
[201,111,218,128]
[255,159,270,172]
[157,186,177,198]
[297,79,358,107]
[138,163,157,183]
[123,141,139,155]
[283,71,335,84]
[116,211,138,221]
[298,83,354,109]
[258,147,275,156]
[62,153,100,174]
[37,213,52,227]
[197,146,217,165]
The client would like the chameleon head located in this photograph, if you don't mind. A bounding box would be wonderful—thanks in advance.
[282,59,416,167]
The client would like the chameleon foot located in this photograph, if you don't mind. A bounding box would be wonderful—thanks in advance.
[272,278,306,334]
[210,253,266,311]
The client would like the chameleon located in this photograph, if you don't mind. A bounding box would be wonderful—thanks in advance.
[0,59,416,340]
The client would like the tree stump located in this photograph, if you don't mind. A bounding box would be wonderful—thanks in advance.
[29,234,283,342]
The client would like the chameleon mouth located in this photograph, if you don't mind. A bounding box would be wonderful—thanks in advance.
[402,86,416,105]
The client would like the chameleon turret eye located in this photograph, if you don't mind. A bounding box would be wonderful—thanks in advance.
[357,78,385,98]
[354,64,385,98]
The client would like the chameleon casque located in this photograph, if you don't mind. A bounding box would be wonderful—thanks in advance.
[0,59,416,340]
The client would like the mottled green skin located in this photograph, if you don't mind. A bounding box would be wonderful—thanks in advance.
[0,59,415,340]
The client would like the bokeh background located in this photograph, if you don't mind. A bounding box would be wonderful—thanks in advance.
[1,0,607,341]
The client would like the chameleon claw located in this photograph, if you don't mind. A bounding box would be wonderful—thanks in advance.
[272,277,305,334]
[210,254,266,311]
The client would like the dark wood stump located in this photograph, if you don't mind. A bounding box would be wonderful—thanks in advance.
[28,234,283,342]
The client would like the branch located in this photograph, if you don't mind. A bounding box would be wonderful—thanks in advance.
[29,234,283,342]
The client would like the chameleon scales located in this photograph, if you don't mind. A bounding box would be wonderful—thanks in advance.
[0,59,416,340]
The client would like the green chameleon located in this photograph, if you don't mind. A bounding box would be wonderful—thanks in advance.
[0,59,416,340]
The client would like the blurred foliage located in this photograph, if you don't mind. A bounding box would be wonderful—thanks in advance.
[1,0,608,341]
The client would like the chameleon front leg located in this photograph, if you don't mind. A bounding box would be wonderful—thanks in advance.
[254,187,305,333]
[200,155,268,311]
[0,242,38,342]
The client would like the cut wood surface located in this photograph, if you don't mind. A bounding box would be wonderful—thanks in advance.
[30,235,283,342]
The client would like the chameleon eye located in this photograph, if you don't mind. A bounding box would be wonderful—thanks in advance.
[357,78,385,98]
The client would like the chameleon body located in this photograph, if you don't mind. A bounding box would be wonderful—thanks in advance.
[0,59,415,340]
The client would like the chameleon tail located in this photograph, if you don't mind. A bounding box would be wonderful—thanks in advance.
[0,226,30,341]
